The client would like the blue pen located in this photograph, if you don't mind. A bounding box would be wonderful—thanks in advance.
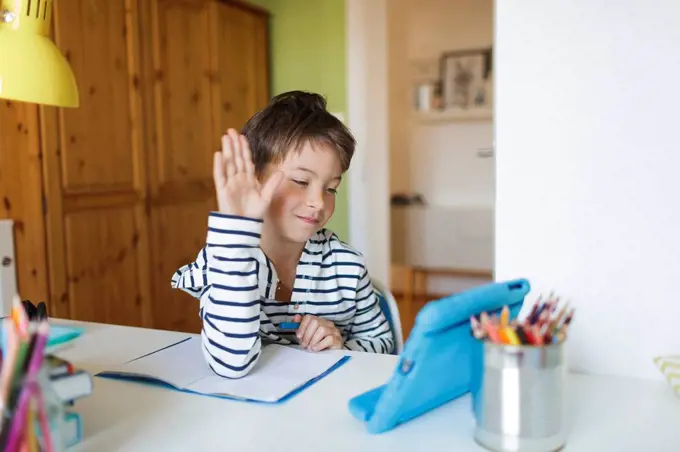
[278,302,304,330]
[273,276,309,331]
[278,322,300,330]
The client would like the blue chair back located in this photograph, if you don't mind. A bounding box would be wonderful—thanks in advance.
[372,280,404,355]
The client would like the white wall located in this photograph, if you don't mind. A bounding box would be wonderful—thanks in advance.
[495,0,680,381]
[408,0,493,60]
[346,0,390,286]
[411,123,494,208]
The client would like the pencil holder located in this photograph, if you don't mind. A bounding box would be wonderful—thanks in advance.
[1,366,65,452]
[470,340,567,452]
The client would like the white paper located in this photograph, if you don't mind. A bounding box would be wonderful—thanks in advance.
[103,337,345,402]
[186,345,343,402]
[104,338,208,389]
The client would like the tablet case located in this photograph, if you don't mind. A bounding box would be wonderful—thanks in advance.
[348,278,530,434]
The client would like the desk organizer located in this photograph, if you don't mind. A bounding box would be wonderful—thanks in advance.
[471,341,567,452]
[0,349,67,451]
[469,294,574,451]
[0,300,90,451]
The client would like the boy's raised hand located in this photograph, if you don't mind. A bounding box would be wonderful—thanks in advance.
[213,129,284,219]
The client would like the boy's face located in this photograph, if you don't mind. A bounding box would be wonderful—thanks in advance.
[262,140,343,244]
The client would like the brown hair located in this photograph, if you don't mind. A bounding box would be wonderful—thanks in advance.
[241,91,356,176]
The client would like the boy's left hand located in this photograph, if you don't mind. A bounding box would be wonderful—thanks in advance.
[294,315,344,352]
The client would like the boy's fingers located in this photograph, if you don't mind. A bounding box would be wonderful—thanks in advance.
[301,318,319,347]
[308,327,327,350]
[261,171,284,204]
[296,315,311,341]
[311,335,334,352]
[228,129,244,173]
[213,152,226,187]
[241,136,255,179]
[221,134,235,177]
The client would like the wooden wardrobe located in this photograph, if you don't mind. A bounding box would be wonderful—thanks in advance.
[0,0,270,333]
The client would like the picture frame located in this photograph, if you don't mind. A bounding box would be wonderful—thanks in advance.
[439,47,493,110]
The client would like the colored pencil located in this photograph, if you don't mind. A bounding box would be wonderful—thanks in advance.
[0,318,18,409]
[470,316,486,339]
[471,294,576,347]
[4,322,49,452]
[500,306,510,327]
[10,296,29,340]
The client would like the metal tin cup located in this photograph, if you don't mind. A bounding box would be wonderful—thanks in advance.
[471,340,567,452]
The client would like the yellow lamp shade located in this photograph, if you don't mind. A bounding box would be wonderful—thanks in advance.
[0,1,79,107]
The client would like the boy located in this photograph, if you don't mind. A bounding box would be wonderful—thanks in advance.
[171,91,394,379]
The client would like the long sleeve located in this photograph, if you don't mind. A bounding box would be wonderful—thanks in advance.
[200,212,264,379]
[344,267,395,354]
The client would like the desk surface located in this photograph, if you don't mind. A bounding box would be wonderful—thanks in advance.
[54,321,678,452]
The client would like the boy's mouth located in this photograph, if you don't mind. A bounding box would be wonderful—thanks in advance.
[296,215,320,225]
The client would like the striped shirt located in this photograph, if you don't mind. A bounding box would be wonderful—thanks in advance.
[171,212,394,379]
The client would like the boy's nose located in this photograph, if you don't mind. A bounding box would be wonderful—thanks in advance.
[305,190,325,211]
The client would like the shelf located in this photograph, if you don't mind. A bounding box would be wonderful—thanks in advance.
[412,107,493,124]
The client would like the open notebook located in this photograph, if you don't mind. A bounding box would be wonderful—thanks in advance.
[96,337,350,404]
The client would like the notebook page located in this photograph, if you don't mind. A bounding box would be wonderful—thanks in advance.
[103,337,208,389]
[185,343,346,402]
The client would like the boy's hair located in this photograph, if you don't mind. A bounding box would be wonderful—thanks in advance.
[241,91,356,176]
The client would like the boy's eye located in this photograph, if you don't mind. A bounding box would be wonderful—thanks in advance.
[292,179,308,187]
[326,188,338,195]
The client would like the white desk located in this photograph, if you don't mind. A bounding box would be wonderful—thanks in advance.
[54,321,679,452]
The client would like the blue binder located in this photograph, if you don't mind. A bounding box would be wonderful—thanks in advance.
[348,278,530,434]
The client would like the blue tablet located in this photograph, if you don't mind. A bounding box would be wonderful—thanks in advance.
[348,278,530,434]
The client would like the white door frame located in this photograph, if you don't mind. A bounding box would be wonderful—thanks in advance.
[345,0,391,285]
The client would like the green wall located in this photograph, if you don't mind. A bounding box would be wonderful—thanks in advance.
[250,0,349,241]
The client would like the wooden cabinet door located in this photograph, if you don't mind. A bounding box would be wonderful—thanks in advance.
[41,0,153,327]
[212,2,270,132]
[140,0,220,333]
